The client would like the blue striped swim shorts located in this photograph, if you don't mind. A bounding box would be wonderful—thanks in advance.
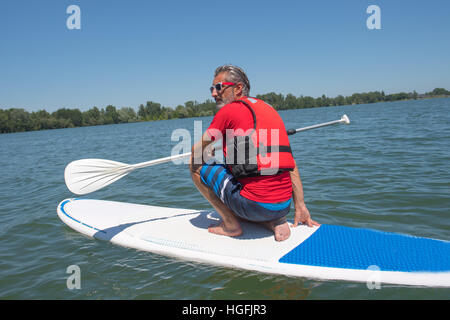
[199,161,291,223]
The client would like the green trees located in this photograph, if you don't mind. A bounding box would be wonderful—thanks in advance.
[256,92,285,109]
[53,108,83,127]
[1,88,448,133]
[256,89,447,110]
[0,108,32,133]
[427,88,450,96]
[138,101,162,121]
[82,107,101,126]
[117,107,137,123]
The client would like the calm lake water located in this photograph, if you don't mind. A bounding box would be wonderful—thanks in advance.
[0,98,449,299]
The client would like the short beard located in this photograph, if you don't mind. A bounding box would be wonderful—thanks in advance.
[216,100,226,109]
[216,92,235,109]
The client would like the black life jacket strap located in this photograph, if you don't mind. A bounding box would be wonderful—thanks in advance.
[257,145,292,155]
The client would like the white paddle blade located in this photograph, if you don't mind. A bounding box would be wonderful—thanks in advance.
[64,159,132,195]
[341,114,350,124]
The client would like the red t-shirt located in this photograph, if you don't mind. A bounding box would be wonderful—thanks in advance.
[206,101,293,203]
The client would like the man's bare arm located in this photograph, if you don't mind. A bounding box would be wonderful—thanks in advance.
[190,132,216,170]
[289,161,320,228]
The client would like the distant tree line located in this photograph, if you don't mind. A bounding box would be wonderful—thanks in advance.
[255,88,450,110]
[1,88,449,134]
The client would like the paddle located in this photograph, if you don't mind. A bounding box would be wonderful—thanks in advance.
[287,114,350,135]
[64,114,350,195]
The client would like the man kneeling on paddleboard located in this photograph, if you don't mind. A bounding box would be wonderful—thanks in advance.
[190,65,319,241]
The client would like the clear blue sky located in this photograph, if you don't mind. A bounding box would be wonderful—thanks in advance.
[1,0,449,112]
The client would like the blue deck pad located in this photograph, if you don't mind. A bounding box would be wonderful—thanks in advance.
[279,224,450,272]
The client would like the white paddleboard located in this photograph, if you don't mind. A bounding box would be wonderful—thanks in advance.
[57,198,450,287]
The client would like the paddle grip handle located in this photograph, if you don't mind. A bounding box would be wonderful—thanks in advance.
[287,129,297,136]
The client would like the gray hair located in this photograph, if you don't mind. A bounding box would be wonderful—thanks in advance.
[214,65,250,96]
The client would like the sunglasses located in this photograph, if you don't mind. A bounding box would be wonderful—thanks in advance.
[210,82,236,93]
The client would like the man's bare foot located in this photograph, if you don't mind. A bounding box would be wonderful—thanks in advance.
[262,218,291,241]
[208,222,243,237]
[273,222,291,241]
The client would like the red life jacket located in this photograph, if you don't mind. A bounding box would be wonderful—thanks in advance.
[225,97,295,177]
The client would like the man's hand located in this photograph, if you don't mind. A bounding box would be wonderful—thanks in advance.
[292,203,320,228]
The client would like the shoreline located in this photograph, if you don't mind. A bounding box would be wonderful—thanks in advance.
[1,94,449,135]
